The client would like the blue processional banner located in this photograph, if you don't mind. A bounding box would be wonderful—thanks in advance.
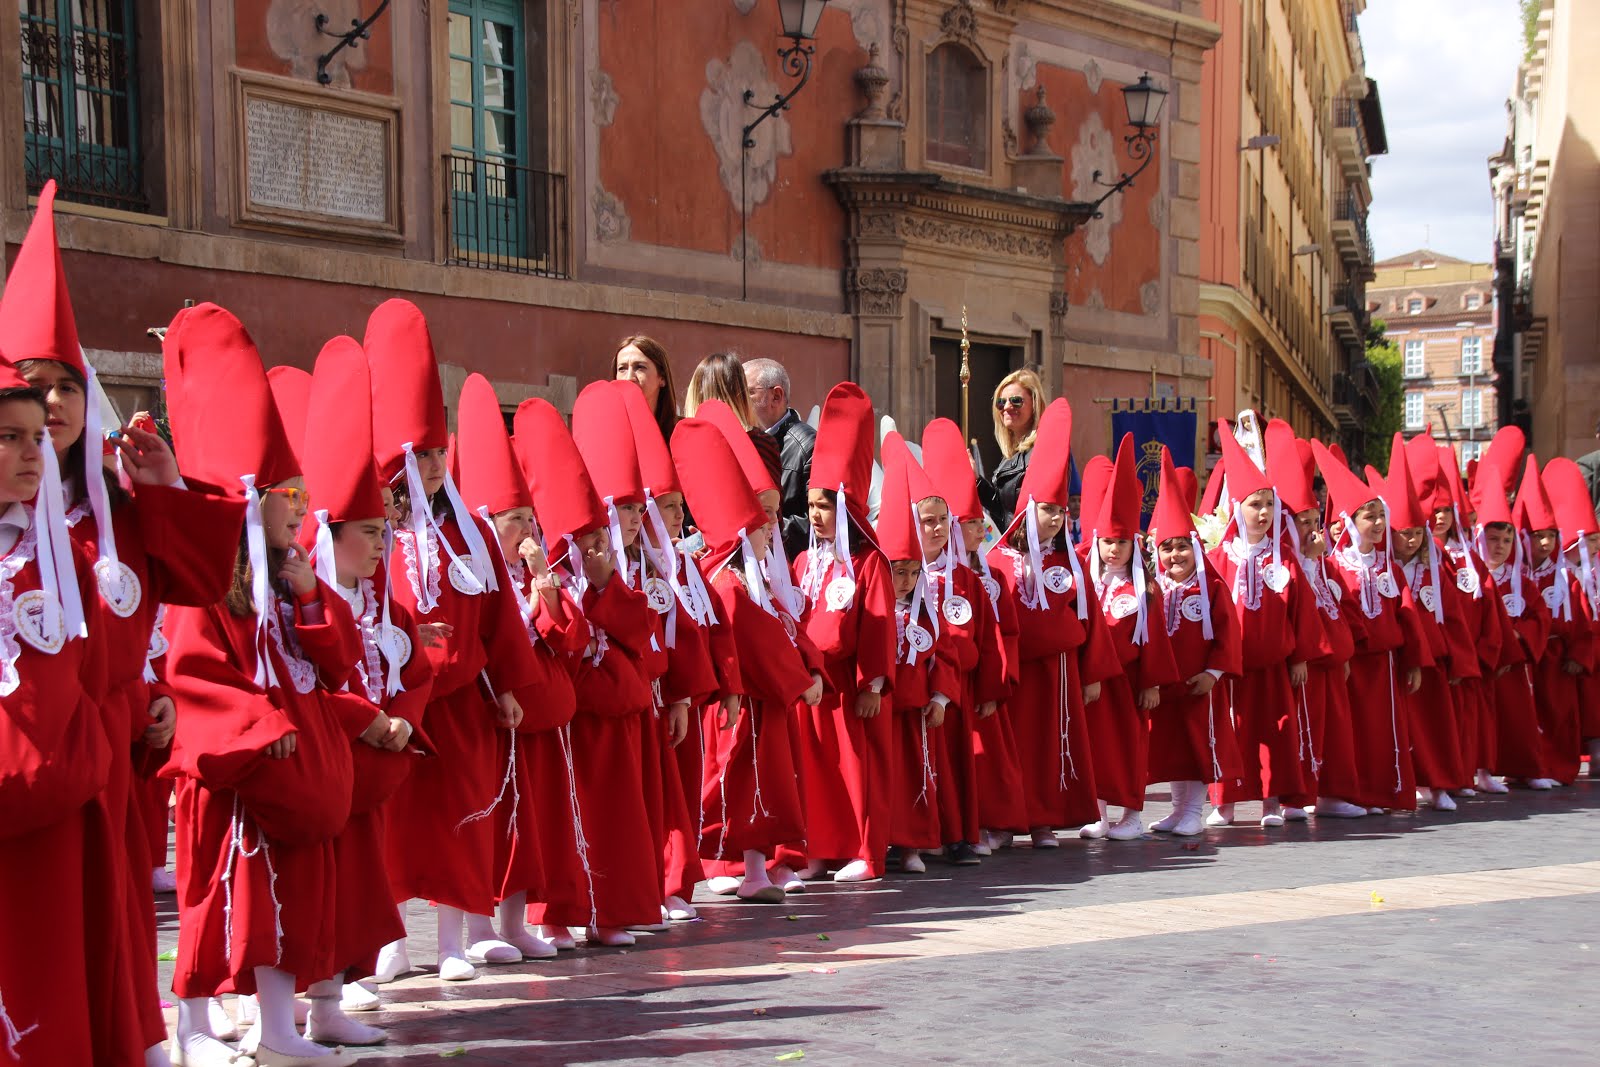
[1109,405,1198,530]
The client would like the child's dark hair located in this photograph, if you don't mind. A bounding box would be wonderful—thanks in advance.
[12,359,129,510]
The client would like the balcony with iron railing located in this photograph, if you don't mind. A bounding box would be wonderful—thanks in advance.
[1342,1,1366,75]
[1331,97,1370,183]
[1331,191,1374,269]
[443,154,569,278]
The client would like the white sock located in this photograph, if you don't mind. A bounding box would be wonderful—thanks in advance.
[437,905,467,962]
[306,977,386,1046]
[253,966,328,1057]
[741,850,774,889]
[145,1042,172,1067]
[174,999,237,1061]
[464,910,504,945]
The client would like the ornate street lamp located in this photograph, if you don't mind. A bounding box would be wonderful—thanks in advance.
[739,0,830,298]
[1089,72,1170,216]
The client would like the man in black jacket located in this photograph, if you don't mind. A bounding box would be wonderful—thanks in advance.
[744,357,815,558]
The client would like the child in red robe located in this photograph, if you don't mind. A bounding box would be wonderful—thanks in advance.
[1147,448,1243,836]
[1539,458,1599,784]
[1505,458,1576,788]
[984,399,1119,846]
[672,417,820,901]
[161,304,362,1065]
[791,384,898,883]
[366,301,541,982]
[1312,442,1430,815]
[1079,435,1180,840]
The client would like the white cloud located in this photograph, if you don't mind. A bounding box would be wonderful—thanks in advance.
[1360,0,1522,262]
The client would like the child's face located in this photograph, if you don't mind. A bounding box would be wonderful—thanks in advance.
[0,399,45,504]
[381,486,400,526]
[807,488,836,539]
[746,523,772,563]
[1098,537,1133,570]
[1159,537,1195,582]
[1569,531,1600,563]
[1530,529,1557,566]
[656,492,686,538]
[1295,509,1327,558]
[1240,490,1275,542]
[757,489,781,531]
[414,447,447,497]
[1431,506,1455,540]
[333,518,387,582]
[1352,501,1386,549]
[1033,502,1065,543]
[261,477,308,551]
[960,517,984,554]
[616,501,644,547]
[890,559,921,600]
[1393,526,1426,564]
[492,506,533,560]
[1482,523,1515,567]
[918,496,951,562]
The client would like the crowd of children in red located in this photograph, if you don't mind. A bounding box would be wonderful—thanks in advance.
[2,186,1596,1067]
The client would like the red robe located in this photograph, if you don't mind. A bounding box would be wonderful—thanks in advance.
[1400,554,1467,790]
[887,594,963,851]
[1,521,114,1066]
[1526,558,1585,780]
[985,544,1120,829]
[969,556,1028,833]
[164,578,360,998]
[1086,570,1180,809]
[382,515,543,915]
[1437,544,1504,782]
[1488,561,1550,778]
[326,571,434,978]
[1149,563,1244,786]
[697,566,815,862]
[926,562,1003,846]
[67,484,244,1053]
[528,572,661,929]
[1321,545,1431,810]
[790,541,898,872]
[1289,555,1362,806]
[1208,536,1329,804]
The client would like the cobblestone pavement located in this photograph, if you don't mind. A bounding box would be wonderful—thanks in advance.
[156,783,1600,1065]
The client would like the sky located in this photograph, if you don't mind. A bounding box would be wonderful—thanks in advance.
[1360,0,1523,263]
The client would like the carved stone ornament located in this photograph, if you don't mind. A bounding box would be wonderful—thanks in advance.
[1024,85,1056,155]
[1050,290,1070,330]
[940,0,978,45]
[856,42,890,119]
[887,0,909,122]
[897,215,1053,259]
[849,267,908,316]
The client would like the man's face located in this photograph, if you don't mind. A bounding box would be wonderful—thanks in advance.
[744,369,788,430]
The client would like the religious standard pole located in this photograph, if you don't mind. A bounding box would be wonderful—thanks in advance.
[960,305,971,445]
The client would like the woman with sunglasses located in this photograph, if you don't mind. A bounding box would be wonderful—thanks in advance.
[1,184,247,1067]
[978,369,1049,534]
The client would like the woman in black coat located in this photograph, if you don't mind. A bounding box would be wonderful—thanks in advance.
[978,368,1049,532]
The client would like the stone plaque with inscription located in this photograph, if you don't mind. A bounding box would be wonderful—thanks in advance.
[243,95,390,224]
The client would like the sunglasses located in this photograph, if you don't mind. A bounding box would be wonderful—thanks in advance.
[994,396,1028,411]
[263,486,311,508]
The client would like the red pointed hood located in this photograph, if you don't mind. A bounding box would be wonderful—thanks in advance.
[1404,434,1447,513]
[1512,454,1556,532]
[1542,457,1599,544]
[162,303,298,498]
[1264,419,1316,514]
[1475,426,1525,508]
[1217,420,1272,504]
[266,366,312,467]
[1379,433,1427,530]
[572,380,645,507]
[619,381,680,497]
[1078,455,1114,537]
[670,417,767,569]
[1474,460,1515,528]
[1095,433,1143,539]
[808,382,875,511]
[514,398,607,547]
[456,373,531,517]
[1199,456,1226,516]
[0,181,85,375]
[876,431,942,560]
[1311,439,1377,520]
[697,398,776,496]
[365,299,448,482]
[1149,447,1197,545]
[920,417,981,523]
[302,336,384,524]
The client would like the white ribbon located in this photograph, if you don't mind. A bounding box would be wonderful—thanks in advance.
[35,426,86,641]
[1580,537,1600,622]
[440,468,496,592]
[1061,504,1089,619]
[641,491,681,647]
[1191,534,1214,640]
[602,496,631,590]
[380,524,403,697]
[239,475,278,689]
[80,361,120,579]
[311,508,338,593]
[763,525,803,619]
[832,484,856,607]
[1023,494,1049,610]
[679,544,719,626]
[1424,533,1445,625]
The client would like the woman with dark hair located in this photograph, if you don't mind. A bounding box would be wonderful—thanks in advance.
[615,335,681,444]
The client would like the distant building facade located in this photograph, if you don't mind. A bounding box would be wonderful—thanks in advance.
[1368,251,1496,470]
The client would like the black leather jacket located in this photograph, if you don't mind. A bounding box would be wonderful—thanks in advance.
[978,447,1032,533]
[769,409,817,559]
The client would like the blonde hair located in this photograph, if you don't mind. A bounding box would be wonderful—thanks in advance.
[684,351,756,428]
[992,367,1048,459]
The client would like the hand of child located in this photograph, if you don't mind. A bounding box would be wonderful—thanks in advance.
[802,674,824,707]
[666,702,689,747]
[1186,672,1217,697]
[279,543,316,598]
[854,689,882,719]
[1563,658,1585,676]
[496,692,524,730]
[1404,667,1422,694]
[1081,682,1102,705]
[359,712,392,748]
[264,732,298,759]
[1136,686,1161,711]
[417,622,454,648]
[718,694,741,730]
[143,696,176,749]
[1288,661,1309,689]
[976,701,997,720]
[383,717,413,752]
[924,702,946,729]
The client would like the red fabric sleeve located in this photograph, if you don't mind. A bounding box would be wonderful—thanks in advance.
[973,582,1009,705]
[132,483,247,607]
[1134,592,1183,690]
[1077,582,1123,688]
[853,552,899,693]
[474,517,544,697]
[712,581,813,706]
[294,578,361,691]
[1204,568,1244,677]
[583,575,656,656]
[1287,559,1332,665]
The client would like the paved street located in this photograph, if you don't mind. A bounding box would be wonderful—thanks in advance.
[157,783,1600,1065]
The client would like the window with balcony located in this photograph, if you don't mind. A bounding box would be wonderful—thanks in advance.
[1404,391,1424,430]
[925,43,987,170]
[1461,336,1483,375]
[1404,339,1425,378]
[1461,388,1483,428]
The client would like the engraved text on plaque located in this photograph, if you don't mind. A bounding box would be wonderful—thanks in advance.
[244,96,390,224]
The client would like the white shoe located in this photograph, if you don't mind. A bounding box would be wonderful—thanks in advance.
[1314,798,1367,819]
[970,840,993,857]
[832,859,878,882]
[1476,770,1509,794]
[986,831,1014,851]
[586,927,636,947]
[665,895,700,920]
[798,860,830,880]
[1106,810,1144,841]
[1077,820,1107,840]
[901,851,927,874]
[438,955,477,981]
[1205,803,1234,827]
[169,1033,248,1067]
[210,997,241,1041]
[1172,805,1206,837]
[1260,813,1285,828]
[1282,806,1309,822]
[768,867,805,894]
[340,982,380,1013]
[1431,789,1457,812]
[1366,807,1388,816]
[371,939,411,984]
[1149,783,1185,834]
[465,938,522,964]
[537,926,577,951]
[500,928,558,959]
[152,867,178,894]
[305,1008,387,1047]
[1458,788,1478,797]
[708,876,742,896]
[1528,778,1556,790]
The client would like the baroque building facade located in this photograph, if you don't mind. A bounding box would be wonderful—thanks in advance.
[1,0,1215,462]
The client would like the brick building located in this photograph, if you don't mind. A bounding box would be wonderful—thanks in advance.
[0,1,1219,465]
[1367,250,1496,470]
